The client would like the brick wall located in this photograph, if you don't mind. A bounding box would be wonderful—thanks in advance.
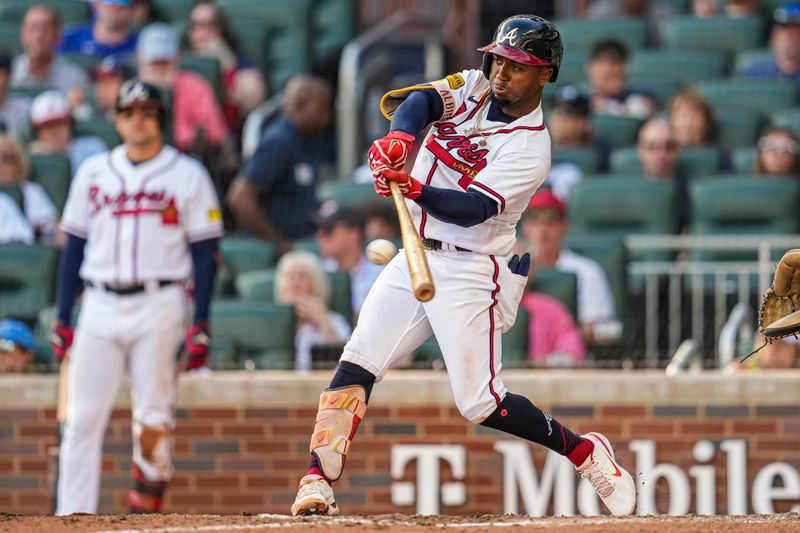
[1,371,799,515]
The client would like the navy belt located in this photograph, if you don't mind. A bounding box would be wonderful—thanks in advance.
[421,239,471,252]
[88,280,178,295]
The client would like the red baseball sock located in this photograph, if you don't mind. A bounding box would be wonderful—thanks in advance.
[567,437,595,467]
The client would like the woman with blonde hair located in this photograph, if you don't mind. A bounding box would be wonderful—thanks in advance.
[0,134,59,244]
[275,250,352,371]
[669,89,717,148]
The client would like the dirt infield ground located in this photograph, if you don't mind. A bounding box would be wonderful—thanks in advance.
[1,513,798,533]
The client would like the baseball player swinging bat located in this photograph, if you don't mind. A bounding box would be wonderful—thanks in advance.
[387,181,435,302]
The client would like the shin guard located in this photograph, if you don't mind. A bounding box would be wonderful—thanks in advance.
[309,385,367,482]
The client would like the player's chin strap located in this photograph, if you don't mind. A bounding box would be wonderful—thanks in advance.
[310,385,368,482]
[128,464,168,513]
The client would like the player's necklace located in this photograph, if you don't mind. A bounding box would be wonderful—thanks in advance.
[466,93,500,147]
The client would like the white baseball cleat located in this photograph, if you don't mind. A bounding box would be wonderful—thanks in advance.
[577,432,636,516]
[291,474,340,516]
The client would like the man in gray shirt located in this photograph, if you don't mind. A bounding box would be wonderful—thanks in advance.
[12,4,88,95]
[0,51,31,138]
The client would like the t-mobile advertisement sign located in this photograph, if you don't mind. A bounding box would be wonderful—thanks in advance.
[391,440,800,515]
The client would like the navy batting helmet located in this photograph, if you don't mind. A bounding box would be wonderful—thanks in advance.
[116,78,167,130]
[478,15,563,83]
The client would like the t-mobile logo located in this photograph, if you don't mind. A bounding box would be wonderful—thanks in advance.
[391,445,466,514]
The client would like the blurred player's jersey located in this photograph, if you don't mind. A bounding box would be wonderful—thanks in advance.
[381,69,551,256]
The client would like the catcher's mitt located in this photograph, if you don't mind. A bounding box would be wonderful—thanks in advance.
[760,249,800,340]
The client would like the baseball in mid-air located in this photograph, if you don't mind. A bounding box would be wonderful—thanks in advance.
[366,239,398,265]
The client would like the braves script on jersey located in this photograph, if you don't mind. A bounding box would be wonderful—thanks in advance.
[342,69,550,423]
[55,144,223,515]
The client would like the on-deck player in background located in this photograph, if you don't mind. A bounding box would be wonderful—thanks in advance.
[291,15,637,517]
[49,79,224,515]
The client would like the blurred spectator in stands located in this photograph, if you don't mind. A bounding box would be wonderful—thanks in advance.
[521,189,619,346]
[0,51,32,138]
[725,0,762,16]
[669,90,716,149]
[227,75,334,255]
[12,5,88,96]
[0,193,35,244]
[585,39,658,119]
[131,0,159,29]
[637,117,687,230]
[693,0,721,15]
[739,2,800,85]
[363,202,401,242]
[0,135,59,245]
[60,0,138,61]
[28,91,106,177]
[314,201,383,319]
[72,55,135,121]
[522,265,586,369]
[549,85,613,171]
[184,0,266,134]
[274,250,352,371]
[136,22,228,153]
[754,127,800,177]
[0,319,35,373]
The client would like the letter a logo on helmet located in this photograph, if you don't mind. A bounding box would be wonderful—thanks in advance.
[478,14,563,83]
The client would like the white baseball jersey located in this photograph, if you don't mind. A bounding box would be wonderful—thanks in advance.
[340,70,550,424]
[61,144,224,283]
[382,69,551,256]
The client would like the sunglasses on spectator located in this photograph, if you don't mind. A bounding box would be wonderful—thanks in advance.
[641,140,678,152]
[758,138,799,155]
[0,151,18,164]
[525,210,564,223]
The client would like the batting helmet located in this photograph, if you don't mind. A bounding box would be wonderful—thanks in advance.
[115,78,167,129]
[478,15,563,83]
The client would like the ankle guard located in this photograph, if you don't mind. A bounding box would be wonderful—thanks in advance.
[310,385,367,481]
[128,465,167,513]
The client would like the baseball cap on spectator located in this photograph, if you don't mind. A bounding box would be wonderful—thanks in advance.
[552,85,590,117]
[30,90,71,129]
[525,188,567,219]
[0,319,35,353]
[137,22,178,63]
[774,2,800,25]
[94,55,135,80]
[313,200,365,232]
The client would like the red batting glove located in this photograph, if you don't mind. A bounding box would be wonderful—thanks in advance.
[184,321,210,370]
[376,169,423,200]
[368,131,415,175]
[49,321,73,363]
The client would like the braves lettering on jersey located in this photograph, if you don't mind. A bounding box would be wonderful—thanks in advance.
[61,144,224,284]
[382,69,550,256]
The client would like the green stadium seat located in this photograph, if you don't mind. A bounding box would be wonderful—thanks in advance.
[661,15,765,54]
[0,184,24,210]
[564,235,627,319]
[553,146,601,174]
[556,18,649,53]
[180,55,223,104]
[529,269,579,321]
[731,147,758,173]
[0,244,58,321]
[625,77,681,107]
[413,307,531,368]
[0,21,21,55]
[210,300,295,369]
[583,172,643,181]
[29,154,71,212]
[568,178,677,260]
[696,79,797,116]
[74,118,122,148]
[770,107,800,138]
[555,51,588,85]
[60,52,101,72]
[0,0,90,24]
[292,237,321,256]
[235,268,353,324]
[653,0,690,12]
[591,115,643,147]
[609,147,642,174]
[690,177,800,260]
[317,181,376,207]
[628,49,729,85]
[734,48,773,74]
[312,0,357,64]
[217,237,276,295]
[151,0,196,21]
[714,108,763,148]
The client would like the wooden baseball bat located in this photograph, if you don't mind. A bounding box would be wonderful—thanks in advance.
[388,181,435,302]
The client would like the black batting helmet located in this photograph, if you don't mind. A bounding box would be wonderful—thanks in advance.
[478,15,563,83]
[116,78,167,129]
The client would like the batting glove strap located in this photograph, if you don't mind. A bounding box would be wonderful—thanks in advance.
[184,321,210,369]
[377,169,423,200]
[49,324,74,362]
[368,131,414,175]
